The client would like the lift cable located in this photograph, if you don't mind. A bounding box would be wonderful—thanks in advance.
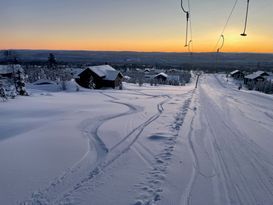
[241,0,250,36]
[213,0,239,52]
[188,0,194,52]
[217,35,225,53]
[188,40,193,55]
[181,0,190,47]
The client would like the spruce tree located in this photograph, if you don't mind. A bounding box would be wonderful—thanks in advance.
[15,68,28,96]
[48,53,57,69]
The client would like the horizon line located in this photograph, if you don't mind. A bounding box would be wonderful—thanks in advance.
[1,48,273,55]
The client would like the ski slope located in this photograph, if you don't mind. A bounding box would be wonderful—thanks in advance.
[0,76,273,205]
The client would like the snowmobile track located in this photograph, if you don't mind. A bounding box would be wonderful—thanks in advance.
[52,93,171,204]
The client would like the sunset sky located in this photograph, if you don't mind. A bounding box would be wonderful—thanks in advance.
[1,0,273,53]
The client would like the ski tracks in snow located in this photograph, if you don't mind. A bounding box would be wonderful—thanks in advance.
[21,90,174,205]
[178,90,217,205]
[133,92,194,205]
[198,76,273,205]
[203,94,273,205]
[55,92,173,205]
[21,95,143,205]
[177,75,273,205]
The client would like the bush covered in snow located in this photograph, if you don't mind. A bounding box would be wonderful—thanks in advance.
[0,81,17,101]
[246,80,273,94]
[0,64,28,100]
[0,86,7,101]
[254,81,273,94]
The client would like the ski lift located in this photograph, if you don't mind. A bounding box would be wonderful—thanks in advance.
[188,40,193,55]
[217,35,225,53]
[241,0,250,36]
[181,0,190,47]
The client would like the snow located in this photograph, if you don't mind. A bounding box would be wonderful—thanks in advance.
[230,70,240,75]
[26,79,82,93]
[245,70,270,80]
[155,72,168,78]
[254,70,269,76]
[27,81,60,93]
[0,64,23,74]
[245,73,263,80]
[86,65,121,81]
[1,75,273,205]
[32,79,57,85]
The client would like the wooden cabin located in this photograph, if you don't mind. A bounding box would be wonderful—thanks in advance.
[244,73,266,85]
[154,72,168,82]
[75,65,123,89]
[230,70,245,79]
[244,71,269,85]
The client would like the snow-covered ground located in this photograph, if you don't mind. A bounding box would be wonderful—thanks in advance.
[0,76,273,205]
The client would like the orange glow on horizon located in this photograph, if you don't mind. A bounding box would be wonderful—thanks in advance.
[1,42,272,53]
[1,31,272,53]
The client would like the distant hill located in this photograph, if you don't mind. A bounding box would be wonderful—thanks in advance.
[1,50,273,70]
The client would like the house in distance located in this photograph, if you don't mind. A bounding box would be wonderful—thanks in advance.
[154,72,168,83]
[244,71,269,85]
[75,65,123,89]
[230,70,245,79]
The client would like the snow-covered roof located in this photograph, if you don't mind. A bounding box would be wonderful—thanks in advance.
[87,65,122,81]
[144,68,150,72]
[230,70,240,75]
[245,70,270,80]
[254,71,269,76]
[245,73,265,80]
[155,72,168,78]
[0,65,23,75]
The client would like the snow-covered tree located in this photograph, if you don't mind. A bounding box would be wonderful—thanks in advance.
[0,85,8,101]
[15,69,28,96]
